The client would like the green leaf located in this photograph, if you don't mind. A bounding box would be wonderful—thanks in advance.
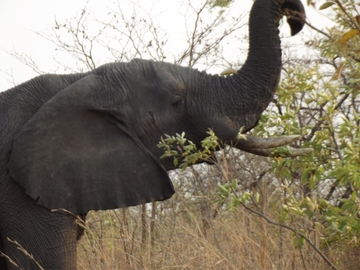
[254,192,260,203]
[232,179,238,189]
[294,233,306,249]
[217,184,229,195]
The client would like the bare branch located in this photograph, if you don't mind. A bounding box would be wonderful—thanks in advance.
[239,202,339,270]
[3,48,46,74]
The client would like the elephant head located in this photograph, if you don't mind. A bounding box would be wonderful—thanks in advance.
[7,0,305,214]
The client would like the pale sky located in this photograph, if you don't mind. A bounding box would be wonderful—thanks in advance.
[0,0,331,92]
[0,0,92,90]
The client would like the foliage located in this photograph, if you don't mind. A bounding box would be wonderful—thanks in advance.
[252,0,360,257]
[157,130,220,169]
[209,0,234,8]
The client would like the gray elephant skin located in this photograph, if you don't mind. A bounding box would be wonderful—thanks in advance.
[0,0,305,269]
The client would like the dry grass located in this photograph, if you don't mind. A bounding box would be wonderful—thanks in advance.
[77,153,360,270]
[76,204,359,270]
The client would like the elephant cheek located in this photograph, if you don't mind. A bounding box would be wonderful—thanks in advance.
[209,116,240,142]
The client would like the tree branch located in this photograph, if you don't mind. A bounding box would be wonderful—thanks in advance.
[239,202,338,270]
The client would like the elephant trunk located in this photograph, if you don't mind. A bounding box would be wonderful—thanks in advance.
[203,0,305,141]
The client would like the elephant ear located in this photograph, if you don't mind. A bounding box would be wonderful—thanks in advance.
[8,75,175,213]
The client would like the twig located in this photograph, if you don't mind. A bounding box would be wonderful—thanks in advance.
[6,238,45,270]
[238,202,338,270]
[305,21,331,39]
[0,250,21,270]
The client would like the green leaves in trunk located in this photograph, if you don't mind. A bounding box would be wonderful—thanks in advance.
[157,130,219,170]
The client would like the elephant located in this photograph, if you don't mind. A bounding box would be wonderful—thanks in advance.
[0,0,305,268]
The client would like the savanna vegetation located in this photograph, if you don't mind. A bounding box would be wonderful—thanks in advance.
[4,0,360,269]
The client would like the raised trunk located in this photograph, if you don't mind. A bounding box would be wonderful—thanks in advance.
[234,0,282,109]
[200,0,304,142]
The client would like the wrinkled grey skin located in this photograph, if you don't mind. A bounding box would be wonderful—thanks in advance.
[0,0,305,269]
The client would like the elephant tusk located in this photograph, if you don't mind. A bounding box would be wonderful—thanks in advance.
[237,146,313,157]
[234,135,313,157]
[236,134,301,148]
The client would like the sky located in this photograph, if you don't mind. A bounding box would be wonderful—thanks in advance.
[0,0,331,92]
[0,0,219,91]
[0,0,93,90]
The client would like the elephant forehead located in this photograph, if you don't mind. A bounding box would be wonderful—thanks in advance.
[129,59,189,88]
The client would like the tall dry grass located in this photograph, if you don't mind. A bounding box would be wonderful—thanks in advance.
[77,203,359,270]
[77,151,360,270]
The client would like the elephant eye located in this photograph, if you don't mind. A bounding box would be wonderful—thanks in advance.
[172,98,184,109]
